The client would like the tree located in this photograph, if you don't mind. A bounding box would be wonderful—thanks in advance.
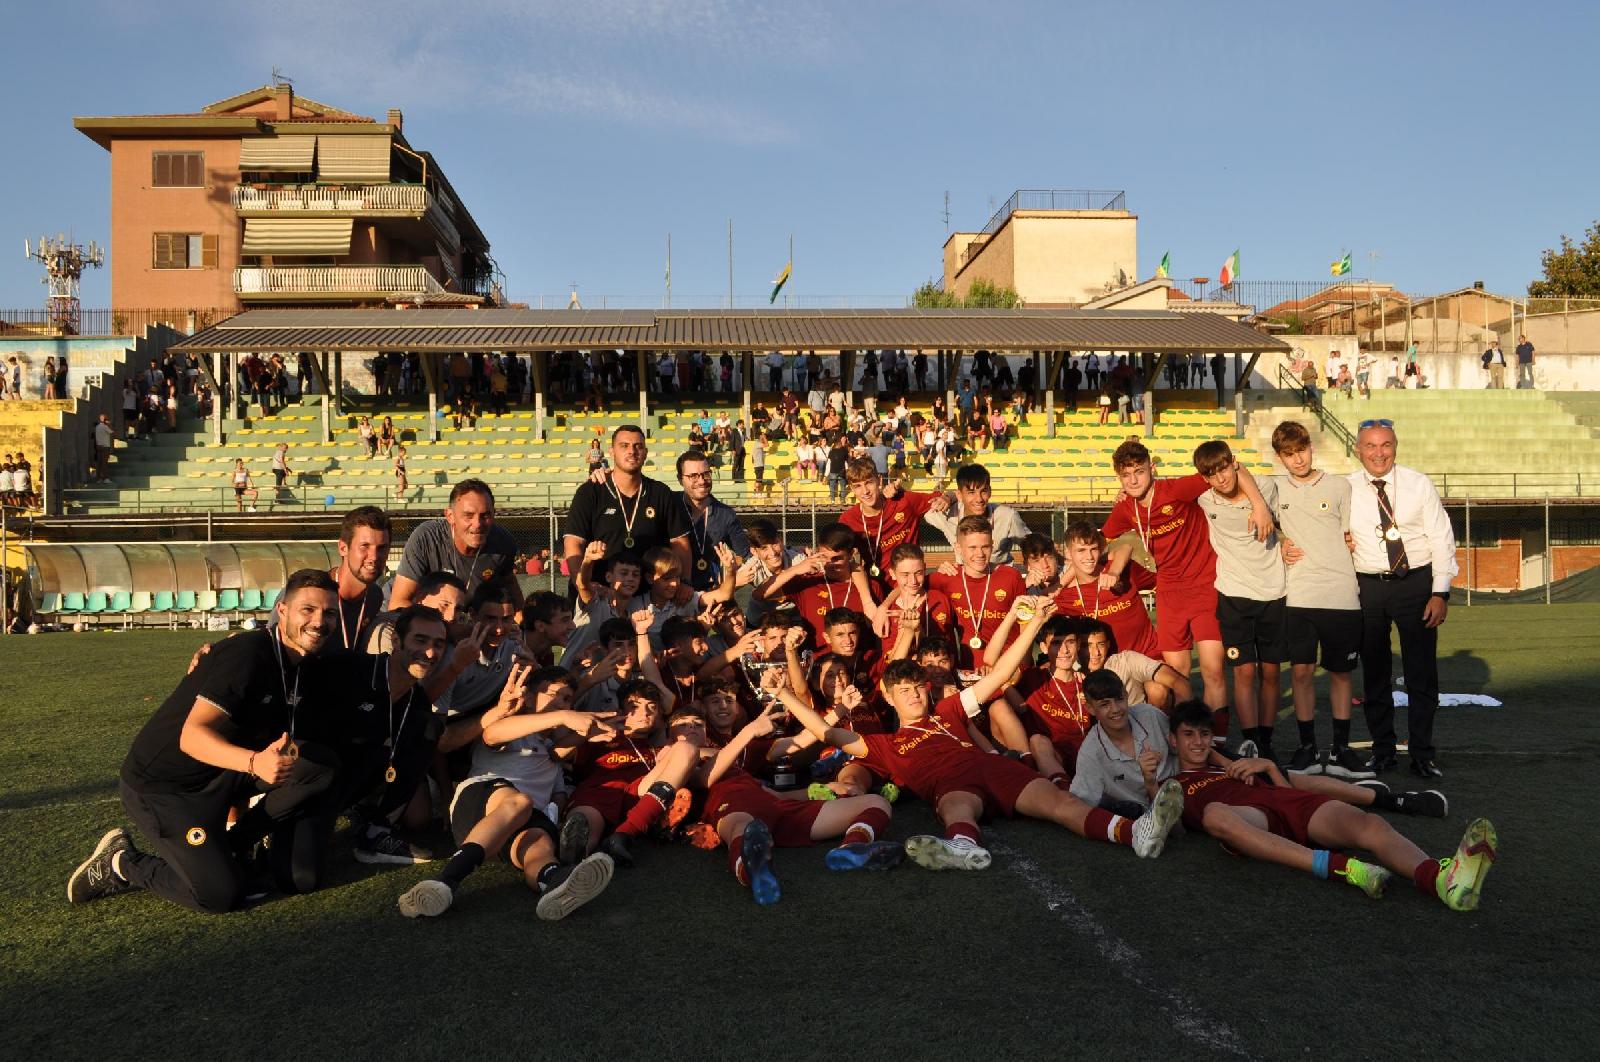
[1528,221,1600,298]
[910,278,1022,309]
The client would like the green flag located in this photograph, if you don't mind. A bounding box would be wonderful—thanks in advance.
[1330,252,1352,277]
[1156,252,1170,279]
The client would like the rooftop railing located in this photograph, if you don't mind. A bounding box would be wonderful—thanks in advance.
[978,189,1128,236]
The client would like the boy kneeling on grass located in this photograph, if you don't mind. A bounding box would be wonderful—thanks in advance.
[398,663,620,920]
[778,596,1185,871]
[1166,700,1497,909]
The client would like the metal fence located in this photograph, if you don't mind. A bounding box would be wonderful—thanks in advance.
[0,308,206,338]
[978,189,1127,235]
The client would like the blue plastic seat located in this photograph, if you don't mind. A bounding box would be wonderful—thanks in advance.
[111,591,134,614]
[216,588,240,611]
[175,590,197,612]
[240,588,263,611]
[152,591,175,613]
[85,592,110,613]
[38,592,61,615]
[61,592,85,613]
[262,587,282,610]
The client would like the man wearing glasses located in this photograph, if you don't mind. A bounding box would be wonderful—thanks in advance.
[675,450,749,592]
[1347,420,1456,779]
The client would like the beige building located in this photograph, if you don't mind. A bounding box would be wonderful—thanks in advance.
[942,190,1137,306]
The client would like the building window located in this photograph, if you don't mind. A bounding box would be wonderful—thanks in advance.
[152,151,204,187]
[153,233,218,270]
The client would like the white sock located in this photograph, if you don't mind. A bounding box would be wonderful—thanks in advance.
[846,822,875,843]
[1107,815,1127,843]
[947,835,976,849]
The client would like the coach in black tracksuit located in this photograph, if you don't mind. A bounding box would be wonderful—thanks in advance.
[67,571,343,914]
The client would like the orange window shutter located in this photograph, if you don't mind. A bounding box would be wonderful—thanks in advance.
[202,234,219,268]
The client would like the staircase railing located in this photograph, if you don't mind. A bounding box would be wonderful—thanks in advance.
[1277,363,1358,456]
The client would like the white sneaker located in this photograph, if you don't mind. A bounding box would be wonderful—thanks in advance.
[398,878,454,918]
[905,834,992,871]
[247,505,257,512]
[1131,779,1184,859]
[535,852,614,922]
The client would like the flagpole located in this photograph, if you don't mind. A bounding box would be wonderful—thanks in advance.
[666,233,672,309]
[728,219,734,309]
[786,233,793,309]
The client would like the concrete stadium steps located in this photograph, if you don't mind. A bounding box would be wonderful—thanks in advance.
[85,397,1276,513]
[1319,392,1600,472]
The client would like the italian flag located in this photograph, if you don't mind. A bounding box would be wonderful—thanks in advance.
[1219,249,1240,287]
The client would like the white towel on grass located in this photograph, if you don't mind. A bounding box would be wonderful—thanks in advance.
[1392,692,1502,708]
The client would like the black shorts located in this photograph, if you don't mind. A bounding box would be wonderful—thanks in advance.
[449,778,558,859]
[1285,606,1362,672]
[1216,594,1286,664]
[754,466,766,483]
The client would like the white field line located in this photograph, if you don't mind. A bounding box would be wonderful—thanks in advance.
[990,841,1256,1060]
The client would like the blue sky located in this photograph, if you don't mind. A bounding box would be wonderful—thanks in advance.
[2,0,1596,310]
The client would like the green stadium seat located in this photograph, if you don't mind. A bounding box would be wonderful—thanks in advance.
[109,591,132,614]
[129,592,151,615]
[61,593,85,613]
[263,587,282,610]
[38,592,61,615]
[216,589,240,612]
[85,592,110,614]
[175,590,197,612]
[240,588,263,611]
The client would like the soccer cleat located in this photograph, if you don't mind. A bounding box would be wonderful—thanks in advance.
[558,813,591,865]
[905,835,992,871]
[398,879,454,918]
[662,788,695,833]
[354,829,436,865]
[1324,746,1377,781]
[1132,779,1185,859]
[741,820,780,905]
[1338,858,1393,899]
[1365,752,1398,774]
[878,783,900,803]
[1396,789,1449,819]
[825,840,906,872]
[601,831,635,869]
[1437,818,1498,912]
[1233,739,1259,761]
[1287,744,1322,775]
[535,852,615,922]
[67,828,136,904]
[806,783,838,801]
[1410,758,1444,780]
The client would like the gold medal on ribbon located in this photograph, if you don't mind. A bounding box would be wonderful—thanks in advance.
[968,636,983,650]
[385,765,398,784]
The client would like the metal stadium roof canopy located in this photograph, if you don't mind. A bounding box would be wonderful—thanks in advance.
[173,306,1289,354]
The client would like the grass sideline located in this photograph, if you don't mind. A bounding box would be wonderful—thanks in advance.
[2,605,1596,1061]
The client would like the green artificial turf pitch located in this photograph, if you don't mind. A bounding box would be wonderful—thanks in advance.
[2,605,1597,1061]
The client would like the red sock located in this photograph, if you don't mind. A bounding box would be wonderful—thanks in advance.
[1084,807,1133,846]
[1412,858,1443,898]
[728,835,747,886]
[615,790,667,838]
[841,806,891,846]
[1329,853,1351,877]
[944,821,982,845]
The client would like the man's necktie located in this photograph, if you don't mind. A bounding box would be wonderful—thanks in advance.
[1373,479,1410,576]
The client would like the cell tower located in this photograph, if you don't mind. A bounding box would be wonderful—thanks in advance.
[24,234,103,334]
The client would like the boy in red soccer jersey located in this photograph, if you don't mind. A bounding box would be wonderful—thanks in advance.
[1100,440,1272,730]
[991,617,1094,788]
[1018,533,1066,598]
[1166,701,1496,910]
[780,598,1184,871]
[558,679,701,869]
[838,458,948,592]
[756,522,878,649]
[867,543,956,646]
[1052,520,1158,658]
[928,516,1027,672]
[692,704,905,904]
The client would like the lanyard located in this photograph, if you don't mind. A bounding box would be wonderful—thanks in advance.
[377,653,417,781]
[1073,577,1102,618]
[903,715,968,747]
[605,473,644,544]
[822,579,857,612]
[1130,493,1153,553]
[958,567,994,641]
[269,632,303,754]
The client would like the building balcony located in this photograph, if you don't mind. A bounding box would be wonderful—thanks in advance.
[233,265,447,301]
[231,183,460,252]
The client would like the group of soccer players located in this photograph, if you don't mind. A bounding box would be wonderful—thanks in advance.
[67,422,1498,922]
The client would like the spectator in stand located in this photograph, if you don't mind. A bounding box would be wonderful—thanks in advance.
[1515,334,1536,389]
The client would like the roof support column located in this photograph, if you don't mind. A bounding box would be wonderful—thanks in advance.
[741,351,753,428]
[211,352,225,446]
[841,349,854,417]
[637,350,649,431]
[1145,352,1167,440]
[331,350,343,417]
[945,350,961,425]
[936,348,945,394]
[1043,350,1066,439]
[419,352,440,443]
[320,357,332,443]
[531,351,547,439]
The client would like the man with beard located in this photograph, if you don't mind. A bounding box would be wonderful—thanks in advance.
[390,479,522,611]
[563,425,691,585]
[68,571,342,913]
[675,450,749,593]
[330,506,392,651]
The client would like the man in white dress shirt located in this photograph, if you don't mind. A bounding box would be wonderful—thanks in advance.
[1348,420,1456,779]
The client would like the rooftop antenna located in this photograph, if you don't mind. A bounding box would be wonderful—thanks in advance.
[942,191,951,231]
[271,66,293,89]
[567,282,582,310]
[24,233,103,335]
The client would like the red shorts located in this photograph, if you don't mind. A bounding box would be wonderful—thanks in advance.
[705,778,826,847]
[1155,582,1222,652]
[1021,715,1084,773]
[934,755,1042,818]
[570,775,646,828]
[1256,785,1334,846]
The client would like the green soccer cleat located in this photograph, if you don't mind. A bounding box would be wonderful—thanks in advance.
[1437,818,1498,912]
[878,783,900,803]
[1337,858,1392,899]
[806,783,838,801]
